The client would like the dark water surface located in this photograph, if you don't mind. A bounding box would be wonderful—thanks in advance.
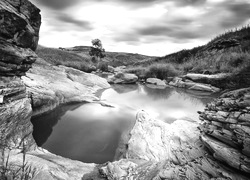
[32,84,218,163]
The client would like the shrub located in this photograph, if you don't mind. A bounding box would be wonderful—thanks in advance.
[145,63,180,79]
[125,67,147,79]
[97,62,109,72]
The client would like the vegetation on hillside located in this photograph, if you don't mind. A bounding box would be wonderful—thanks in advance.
[36,45,156,72]
[36,46,95,72]
[126,25,250,83]
[89,39,106,63]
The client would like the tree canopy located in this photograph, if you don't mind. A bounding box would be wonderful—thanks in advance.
[89,39,105,63]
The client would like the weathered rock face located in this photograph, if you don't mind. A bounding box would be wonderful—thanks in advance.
[100,110,249,180]
[199,87,250,174]
[108,72,138,84]
[0,0,41,50]
[0,0,41,150]
[22,58,110,116]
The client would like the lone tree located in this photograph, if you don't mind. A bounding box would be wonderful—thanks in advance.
[89,39,105,63]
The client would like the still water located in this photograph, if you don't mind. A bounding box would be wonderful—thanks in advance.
[32,84,218,163]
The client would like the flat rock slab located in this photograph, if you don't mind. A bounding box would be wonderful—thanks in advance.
[22,58,110,116]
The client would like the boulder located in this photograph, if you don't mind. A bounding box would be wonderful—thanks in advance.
[108,72,138,84]
[199,87,250,174]
[146,78,166,86]
[108,65,115,73]
[185,73,230,82]
[114,66,126,72]
[169,77,220,92]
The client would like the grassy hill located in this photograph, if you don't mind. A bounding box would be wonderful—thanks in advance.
[36,45,156,72]
[125,25,250,89]
[132,25,250,74]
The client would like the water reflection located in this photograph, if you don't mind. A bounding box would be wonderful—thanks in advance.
[32,84,218,164]
[101,84,218,122]
[32,103,135,164]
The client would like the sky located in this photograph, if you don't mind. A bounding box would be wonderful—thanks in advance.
[30,0,250,56]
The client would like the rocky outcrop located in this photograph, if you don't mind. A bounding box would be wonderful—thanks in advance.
[108,72,138,84]
[0,0,41,151]
[100,110,249,179]
[0,0,41,51]
[169,77,220,92]
[199,88,250,174]
[8,149,102,180]
[0,1,109,179]
[23,58,110,116]
[146,78,166,86]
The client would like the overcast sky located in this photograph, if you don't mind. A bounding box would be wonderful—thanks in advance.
[30,0,250,56]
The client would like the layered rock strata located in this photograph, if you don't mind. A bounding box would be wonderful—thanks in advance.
[100,110,249,180]
[199,87,250,174]
[0,0,41,150]
[23,58,110,116]
[169,76,221,92]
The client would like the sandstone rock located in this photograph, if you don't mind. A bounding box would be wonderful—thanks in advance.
[8,149,100,180]
[169,77,220,92]
[0,0,41,152]
[22,59,110,116]
[146,78,166,86]
[100,110,249,179]
[0,40,38,76]
[108,72,138,84]
[199,87,250,175]
[185,73,230,82]
[0,0,41,50]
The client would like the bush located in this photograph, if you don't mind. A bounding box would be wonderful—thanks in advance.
[145,63,179,79]
[125,67,146,79]
[97,62,109,72]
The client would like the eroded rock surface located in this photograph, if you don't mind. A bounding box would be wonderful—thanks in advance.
[199,87,250,174]
[100,110,249,180]
[146,78,167,86]
[108,72,138,84]
[8,149,102,180]
[0,0,40,151]
[169,77,220,92]
[22,58,110,116]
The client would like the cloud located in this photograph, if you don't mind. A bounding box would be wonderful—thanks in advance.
[126,0,250,42]
[32,0,207,10]
[220,1,250,28]
[31,0,82,10]
[55,13,93,30]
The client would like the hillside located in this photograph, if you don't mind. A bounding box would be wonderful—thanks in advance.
[126,25,250,89]
[134,25,250,73]
[36,45,156,72]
